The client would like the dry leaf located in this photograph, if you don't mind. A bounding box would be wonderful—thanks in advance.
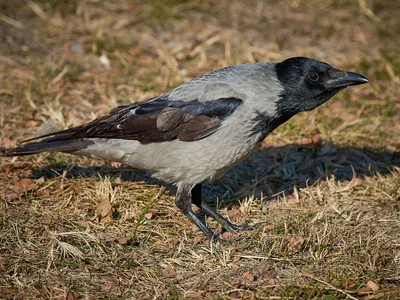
[268,278,279,285]
[342,279,355,289]
[356,286,373,295]
[261,224,275,231]
[24,120,39,128]
[15,178,36,191]
[66,290,80,300]
[168,266,176,275]
[103,231,119,246]
[1,138,14,149]
[367,280,379,292]
[96,198,114,223]
[241,271,255,281]
[103,282,115,291]
[205,293,213,300]
[232,281,241,288]
[0,287,14,298]
[4,167,12,175]
[5,165,33,175]
[0,190,19,201]
[77,220,89,228]
[221,232,236,240]
[144,212,153,220]
[350,178,363,188]
[310,132,322,144]
[193,236,202,245]
[118,237,132,245]
[185,291,200,298]
[287,236,305,252]
[37,189,51,197]
[232,256,241,262]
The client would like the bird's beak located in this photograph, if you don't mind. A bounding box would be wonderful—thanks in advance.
[325,68,369,90]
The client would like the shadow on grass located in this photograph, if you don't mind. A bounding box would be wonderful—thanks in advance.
[32,142,400,205]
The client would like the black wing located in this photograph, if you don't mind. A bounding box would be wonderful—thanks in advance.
[24,96,243,144]
[1,95,243,157]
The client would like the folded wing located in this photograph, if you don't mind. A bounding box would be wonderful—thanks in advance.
[40,96,242,143]
[1,88,243,156]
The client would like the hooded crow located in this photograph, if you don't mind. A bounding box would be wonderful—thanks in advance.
[0,57,369,241]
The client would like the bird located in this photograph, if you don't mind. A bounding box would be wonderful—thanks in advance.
[0,57,369,241]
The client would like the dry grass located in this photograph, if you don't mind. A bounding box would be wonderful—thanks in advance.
[1,0,400,298]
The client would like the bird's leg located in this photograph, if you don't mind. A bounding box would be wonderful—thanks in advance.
[191,184,266,232]
[190,183,208,224]
[175,184,216,240]
[191,183,203,208]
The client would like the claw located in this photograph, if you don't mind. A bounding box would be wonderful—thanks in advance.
[200,201,268,232]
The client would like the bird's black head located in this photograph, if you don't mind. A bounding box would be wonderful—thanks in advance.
[275,57,369,115]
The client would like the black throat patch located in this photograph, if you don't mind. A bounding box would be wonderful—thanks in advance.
[251,108,294,144]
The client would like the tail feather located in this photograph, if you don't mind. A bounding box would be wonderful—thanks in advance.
[0,138,94,157]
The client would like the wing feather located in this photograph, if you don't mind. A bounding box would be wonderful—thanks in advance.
[21,84,243,145]
[156,107,185,132]
[178,116,221,141]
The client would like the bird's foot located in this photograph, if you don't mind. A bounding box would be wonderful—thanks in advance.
[200,202,267,233]
[188,211,254,243]
[211,234,250,244]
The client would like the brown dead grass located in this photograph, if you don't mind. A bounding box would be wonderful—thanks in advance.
[1,0,400,298]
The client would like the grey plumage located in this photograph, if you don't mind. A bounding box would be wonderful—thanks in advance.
[0,57,369,241]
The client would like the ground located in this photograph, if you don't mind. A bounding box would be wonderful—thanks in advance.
[1,0,400,299]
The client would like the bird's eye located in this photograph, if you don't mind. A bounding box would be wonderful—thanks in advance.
[308,72,319,82]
